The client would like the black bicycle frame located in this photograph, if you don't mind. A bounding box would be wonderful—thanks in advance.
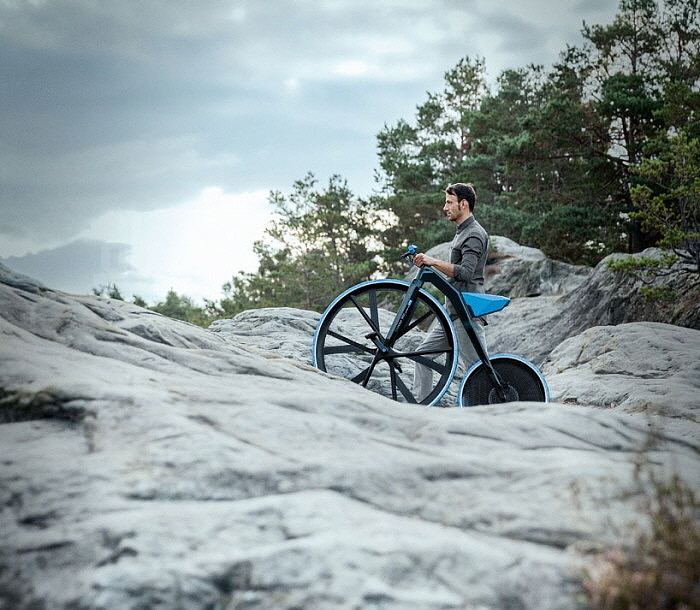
[385,265,509,398]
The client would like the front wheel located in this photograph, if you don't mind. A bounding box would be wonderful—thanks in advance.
[458,354,549,407]
[312,280,459,405]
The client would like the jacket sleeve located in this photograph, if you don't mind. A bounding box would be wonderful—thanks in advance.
[451,234,486,283]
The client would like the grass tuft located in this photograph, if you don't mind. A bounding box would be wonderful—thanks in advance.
[583,467,700,610]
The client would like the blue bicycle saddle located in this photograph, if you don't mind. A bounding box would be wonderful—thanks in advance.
[461,292,510,317]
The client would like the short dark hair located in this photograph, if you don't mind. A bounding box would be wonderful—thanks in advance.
[445,182,476,211]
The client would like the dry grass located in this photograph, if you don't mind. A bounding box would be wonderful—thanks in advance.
[583,469,700,610]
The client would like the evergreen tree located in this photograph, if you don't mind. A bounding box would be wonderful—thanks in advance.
[150,289,212,327]
[492,51,629,264]
[373,0,698,266]
[632,130,699,272]
[608,129,700,291]
[92,283,124,300]
[376,56,490,269]
[219,173,380,314]
[581,0,699,251]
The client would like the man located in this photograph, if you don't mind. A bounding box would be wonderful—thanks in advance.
[412,182,489,402]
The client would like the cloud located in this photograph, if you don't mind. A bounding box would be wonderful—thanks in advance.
[75,186,272,303]
[1,135,239,244]
[0,0,620,304]
[332,60,375,78]
[2,187,271,303]
[0,239,135,296]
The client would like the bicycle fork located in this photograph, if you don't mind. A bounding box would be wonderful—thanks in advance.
[384,279,423,347]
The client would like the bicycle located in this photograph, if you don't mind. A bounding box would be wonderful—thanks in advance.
[312,244,549,406]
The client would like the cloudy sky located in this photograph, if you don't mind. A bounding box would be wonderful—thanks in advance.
[1,0,619,304]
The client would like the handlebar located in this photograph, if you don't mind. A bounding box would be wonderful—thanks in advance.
[400,244,418,265]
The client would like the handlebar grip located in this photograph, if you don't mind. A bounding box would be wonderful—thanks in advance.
[400,244,419,265]
[400,244,418,259]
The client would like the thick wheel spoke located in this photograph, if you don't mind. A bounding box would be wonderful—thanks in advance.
[392,346,453,375]
[323,344,364,355]
[393,371,416,402]
[350,294,382,337]
[357,357,380,387]
[394,309,435,339]
[401,350,450,375]
[389,366,398,401]
[386,358,414,402]
[350,366,372,384]
[325,330,374,355]
[368,289,379,332]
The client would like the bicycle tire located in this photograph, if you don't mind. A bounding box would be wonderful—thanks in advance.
[312,280,459,405]
[458,353,549,407]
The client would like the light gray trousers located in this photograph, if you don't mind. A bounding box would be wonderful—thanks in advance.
[413,317,486,403]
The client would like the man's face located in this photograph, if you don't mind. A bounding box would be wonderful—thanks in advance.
[443,193,464,222]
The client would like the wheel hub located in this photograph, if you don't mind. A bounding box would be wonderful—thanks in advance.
[488,384,519,404]
[365,332,403,372]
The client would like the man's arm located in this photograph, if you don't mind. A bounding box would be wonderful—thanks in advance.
[413,252,455,277]
[452,235,486,283]
[414,235,485,279]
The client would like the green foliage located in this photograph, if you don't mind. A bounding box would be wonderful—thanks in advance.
[630,131,700,269]
[91,283,214,327]
[92,283,124,300]
[606,252,681,299]
[606,130,700,294]
[149,289,215,327]
[218,173,381,314]
[606,253,680,274]
[485,55,629,264]
[638,284,679,300]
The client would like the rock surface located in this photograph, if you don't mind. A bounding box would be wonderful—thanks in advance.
[542,322,700,421]
[409,236,592,299]
[1,260,699,610]
[210,307,320,365]
[486,236,592,298]
[485,248,700,366]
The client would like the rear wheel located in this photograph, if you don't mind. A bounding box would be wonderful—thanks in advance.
[458,354,549,407]
[313,280,458,405]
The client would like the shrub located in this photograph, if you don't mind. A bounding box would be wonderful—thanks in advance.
[583,466,700,609]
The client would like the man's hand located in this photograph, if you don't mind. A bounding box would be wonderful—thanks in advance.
[414,253,437,267]
[413,253,455,278]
